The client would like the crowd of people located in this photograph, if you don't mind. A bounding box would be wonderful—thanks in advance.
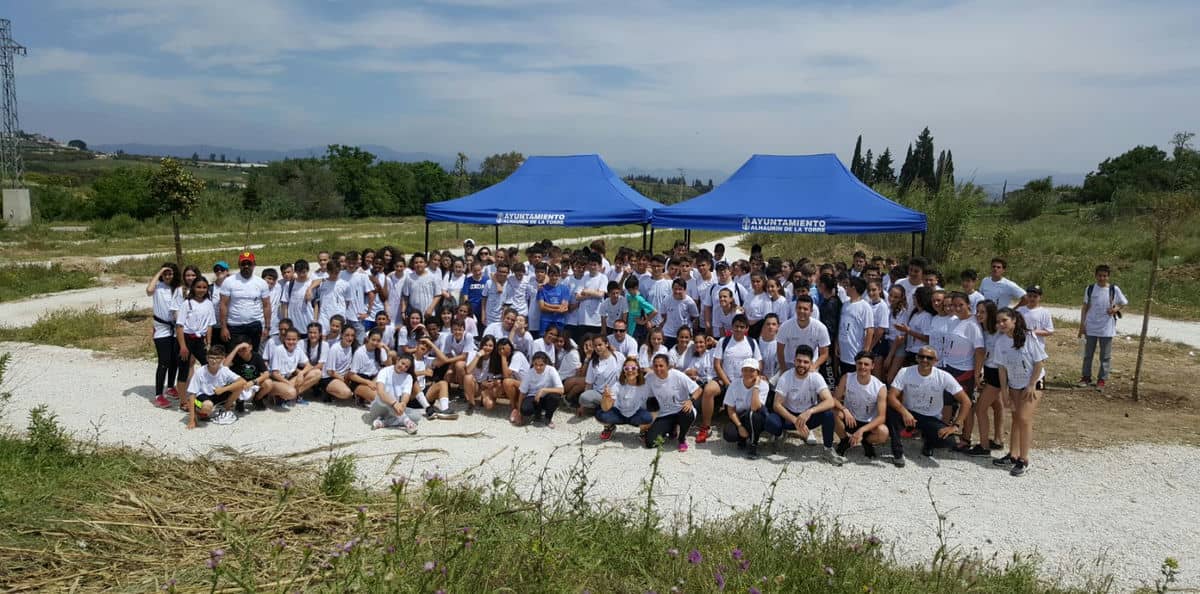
[146,236,1128,477]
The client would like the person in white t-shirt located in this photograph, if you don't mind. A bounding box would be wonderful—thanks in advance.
[367,354,420,434]
[885,346,971,467]
[776,295,831,376]
[1016,285,1054,350]
[833,351,890,459]
[756,313,782,381]
[185,345,248,429]
[280,259,316,333]
[837,276,873,377]
[174,275,216,403]
[317,325,358,402]
[763,345,846,465]
[518,352,565,428]
[596,355,654,441]
[993,307,1049,477]
[265,328,322,405]
[657,279,700,348]
[348,327,392,404]
[979,257,1026,308]
[721,358,770,459]
[404,253,443,319]
[219,251,272,352]
[1078,264,1127,389]
[148,263,184,408]
[644,354,701,452]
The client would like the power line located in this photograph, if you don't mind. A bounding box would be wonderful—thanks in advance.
[0,18,27,189]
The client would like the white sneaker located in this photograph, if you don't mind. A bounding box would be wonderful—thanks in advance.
[212,410,238,425]
[805,430,820,446]
[372,419,385,430]
[402,418,418,435]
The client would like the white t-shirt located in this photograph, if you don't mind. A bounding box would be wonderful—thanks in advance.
[725,378,770,413]
[928,314,956,361]
[745,291,772,323]
[320,342,355,377]
[870,299,890,332]
[482,279,509,325]
[757,336,780,378]
[980,277,1025,308]
[967,290,985,315]
[906,311,933,354]
[375,365,415,401]
[646,369,699,416]
[612,382,651,417]
[886,307,910,342]
[351,345,389,377]
[266,282,284,335]
[222,273,270,326]
[557,349,582,378]
[893,366,963,417]
[385,272,408,320]
[715,335,759,383]
[775,370,829,413]
[894,277,921,310]
[777,318,831,370]
[660,295,699,338]
[281,278,315,330]
[177,298,216,336]
[187,365,241,396]
[941,316,984,371]
[405,271,442,315]
[1083,284,1128,338]
[681,348,716,382]
[598,297,628,330]
[317,277,349,330]
[574,272,608,327]
[688,274,714,306]
[982,330,1000,368]
[711,305,740,338]
[838,299,873,364]
[1017,305,1055,349]
[637,344,669,369]
[607,334,638,358]
[520,366,563,396]
[844,374,887,423]
[505,351,529,382]
[585,355,622,393]
[152,282,182,339]
[269,345,307,376]
[994,334,1048,389]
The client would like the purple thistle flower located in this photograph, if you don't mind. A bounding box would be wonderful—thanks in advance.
[281,479,293,490]
[667,547,679,558]
[423,561,436,572]
[714,572,726,591]
[866,535,881,546]
[688,549,703,564]
[386,545,396,554]
[213,504,226,513]
[357,505,367,514]
[739,559,751,572]
[731,547,743,561]
[749,588,761,594]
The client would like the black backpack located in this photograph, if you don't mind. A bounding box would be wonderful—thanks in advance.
[1085,284,1121,319]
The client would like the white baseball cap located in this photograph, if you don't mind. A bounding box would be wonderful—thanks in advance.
[740,358,760,370]
[463,238,476,247]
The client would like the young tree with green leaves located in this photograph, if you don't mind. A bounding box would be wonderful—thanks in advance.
[861,148,873,185]
[151,158,206,268]
[898,144,916,191]
[914,127,936,190]
[850,135,863,179]
[873,148,896,185]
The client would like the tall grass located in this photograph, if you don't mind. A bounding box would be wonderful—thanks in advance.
[0,264,96,302]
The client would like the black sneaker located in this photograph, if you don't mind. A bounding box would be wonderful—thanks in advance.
[253,399,266,411]
[1010,459,1028,476]
[425,405,437,420]
[235,400,246,413]
[993,453,1016,467]
[863,442,877,458]
[465,404,475,416]
[965,445,991,457]
[921,444,934,457]
[892,455,906,468]
[988,440,1004,450]
[835,439,851,457]
[736,440,747,450]
[746,446,759,460]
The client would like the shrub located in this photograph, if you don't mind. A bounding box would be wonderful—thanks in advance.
[1006,191,1051,221]
[92,213,139,236]
[89,166,155,219]
[31,186,87,221]
[26,405,70,459]
[992,222,1016,257]
[895,182,984,263]
[319,454,357,502]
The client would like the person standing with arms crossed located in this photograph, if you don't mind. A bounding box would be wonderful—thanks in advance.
[219,251,271,354]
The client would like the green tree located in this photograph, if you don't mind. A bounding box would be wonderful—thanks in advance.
[861,149,874,185]
[412,161,453,206]
[325,145,377,216]
[220,153,226,163]
[873,148,896,186]
[943,150,955,188]
[453,152,470,197]
[479,151,525,184]
[209,153,217,162]
[850,135,863,179]
[67,139,87,150]
[934,150,946,191]
[191,152,200,165]
[898,144,916,191]
[914,127,936,190]
[372,161,420,215]
[1078,145,1173,203]
[151,158,206,267]
[90,167,154,219]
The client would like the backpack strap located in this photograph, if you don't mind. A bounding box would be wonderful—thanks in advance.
[1084,283,1096,305]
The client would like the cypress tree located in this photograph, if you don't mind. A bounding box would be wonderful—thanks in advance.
[862,149,874,184]
[914,127,936,190]
[943,150,956,188]
[898,143,916,191]
[850,135,863,178]
[934,150,946,191]
[873,148,896,185]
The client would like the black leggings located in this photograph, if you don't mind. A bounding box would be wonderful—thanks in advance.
[153,335,180,394]
[644,409,696,448]
[177,336,208,383]
[722,409,767,446]
[520,393,562,423]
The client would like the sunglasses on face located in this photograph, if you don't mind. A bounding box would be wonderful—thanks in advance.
[623,366,638,371]
[615,329,626,333]
[917,355,937,361]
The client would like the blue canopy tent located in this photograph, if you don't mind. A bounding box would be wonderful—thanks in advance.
[423,154,662,252]
[652,153,929,253]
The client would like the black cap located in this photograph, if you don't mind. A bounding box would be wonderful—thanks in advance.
[1025,284,1043,295]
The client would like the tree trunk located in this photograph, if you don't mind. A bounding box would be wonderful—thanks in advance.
[172,215,184,269]
[1132,238,1160,401]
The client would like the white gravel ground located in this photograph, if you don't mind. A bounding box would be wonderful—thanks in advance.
[1,342,1195,592]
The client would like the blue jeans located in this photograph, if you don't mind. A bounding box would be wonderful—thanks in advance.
[764,410,835,447]
[1082,335,1113,381]
[596,407,653,426]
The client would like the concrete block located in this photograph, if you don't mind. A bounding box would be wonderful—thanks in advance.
[3,188,31,228]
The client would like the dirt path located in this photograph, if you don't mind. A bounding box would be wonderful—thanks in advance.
[0,341,1193,592]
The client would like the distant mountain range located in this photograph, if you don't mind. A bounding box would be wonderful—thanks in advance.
[89,142,1085,198]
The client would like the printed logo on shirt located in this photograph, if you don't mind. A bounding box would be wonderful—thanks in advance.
[495,212,567,225]
[741,217,826,233]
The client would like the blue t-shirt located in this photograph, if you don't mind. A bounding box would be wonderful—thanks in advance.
[462,274,489,308]
[537,283,572,332]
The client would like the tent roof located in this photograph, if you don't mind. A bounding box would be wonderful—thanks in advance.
[651,153,927,234]
[424,154,660,226]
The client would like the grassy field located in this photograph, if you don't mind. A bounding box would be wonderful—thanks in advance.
[0,401,1120,593]
[0,264,97,302]
[746,203,1200,319]
[25,155,249,186]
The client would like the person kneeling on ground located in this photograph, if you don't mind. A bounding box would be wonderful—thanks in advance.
[885,346,972,467]
[764,345,847,466]
[597,355,654,441]
[186,345,248,429]
[644,354,701,452]
[368,353,420,434]
[225,341,274,412]
[723,358,771,460]
[519,351,565,428]
[265,328,322,407]
[833,350,890,460]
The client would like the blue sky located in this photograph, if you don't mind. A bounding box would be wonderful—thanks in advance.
[10,0,1200,175]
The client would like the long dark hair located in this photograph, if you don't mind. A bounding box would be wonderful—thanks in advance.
[161,262,181,290]
[181,264,202,298]
[189,276,211,302]
[913,285,934,315]
[489,338,513,376]
[999,307,1029,349]
[978,300,998,334]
